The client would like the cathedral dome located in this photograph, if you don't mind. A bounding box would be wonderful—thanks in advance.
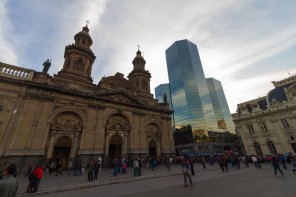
[74,25,93,48]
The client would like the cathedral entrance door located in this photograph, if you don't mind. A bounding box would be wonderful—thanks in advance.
[108,135,122,167]
[52,136,72,170]
[148,141,157,159]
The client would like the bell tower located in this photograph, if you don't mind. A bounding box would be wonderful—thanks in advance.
[54,25,96,84]
[128,49,151,94]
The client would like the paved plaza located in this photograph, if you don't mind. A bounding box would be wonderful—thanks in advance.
[16,163,296,197]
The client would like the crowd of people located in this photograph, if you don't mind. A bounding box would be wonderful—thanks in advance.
[1,153,296,195]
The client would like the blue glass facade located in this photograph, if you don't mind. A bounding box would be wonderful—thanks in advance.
[165,39,218,134]
[206,78,235,133]
[155,83,173,110]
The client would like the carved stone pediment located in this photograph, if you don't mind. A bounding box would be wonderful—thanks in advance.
[50,112,83,132]
[106,114,131,132]
[146,124,161,140]
[99,92,142,105]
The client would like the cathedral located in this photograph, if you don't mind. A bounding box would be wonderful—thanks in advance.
[0,25,175,169]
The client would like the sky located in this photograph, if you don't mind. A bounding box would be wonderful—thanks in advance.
[1,0,296,113]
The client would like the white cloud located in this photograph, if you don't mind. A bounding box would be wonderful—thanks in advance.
[0,0,18,65]
[2,0,296,114]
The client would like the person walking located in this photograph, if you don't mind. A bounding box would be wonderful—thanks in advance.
[189,158,195,175]
[133,158,139,177]
[55,159,63,176]
[93,159,100,180]
[182,159,193,187]
[87,160,94,181]
[201,156,206,169]
[33,164,44,193]
[24,166,35,193]
[271,156,284,176]
[0,164,18,197]
[218,156,226,172]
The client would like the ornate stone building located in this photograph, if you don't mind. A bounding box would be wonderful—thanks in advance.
[233,75,296,156]
[0,26,175,169]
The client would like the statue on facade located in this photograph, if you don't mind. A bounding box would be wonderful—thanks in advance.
[42,59,51,73]
[164,93,168,104]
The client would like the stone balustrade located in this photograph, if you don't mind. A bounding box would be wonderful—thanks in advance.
[0,62,35,81]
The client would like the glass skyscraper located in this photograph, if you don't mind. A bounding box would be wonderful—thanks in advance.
[206,78,235,133]
[155,83,173,110]
[164,39,234,134]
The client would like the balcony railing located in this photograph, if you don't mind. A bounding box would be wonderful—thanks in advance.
[0,62,35,81]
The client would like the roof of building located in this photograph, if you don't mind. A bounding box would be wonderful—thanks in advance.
[267,81,294,105]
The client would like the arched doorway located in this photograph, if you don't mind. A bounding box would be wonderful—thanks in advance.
[148,141,157,159]
[52,136,72,170]
[108,135,122,167]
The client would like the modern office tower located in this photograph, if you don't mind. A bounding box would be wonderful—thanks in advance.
[155,83,173,110]
[165,39,218,134]
[206,78,235,133]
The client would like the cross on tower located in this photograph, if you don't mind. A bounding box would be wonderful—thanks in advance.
[137,45,140,50]
[86,20,90,26]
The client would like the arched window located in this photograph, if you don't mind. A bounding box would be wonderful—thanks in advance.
[74,59,84,70]
[253,142,263,155]
[0,105,3,112]
[267,141,277,154]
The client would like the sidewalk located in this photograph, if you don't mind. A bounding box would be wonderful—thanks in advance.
[16,163,219,196]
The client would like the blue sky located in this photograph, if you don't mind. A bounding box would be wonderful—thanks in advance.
[1,0,296,113]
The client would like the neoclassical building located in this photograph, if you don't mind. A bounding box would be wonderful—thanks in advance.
[0,26,175,169]
[233,75,296,156]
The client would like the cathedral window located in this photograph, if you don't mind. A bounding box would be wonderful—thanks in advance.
[281,119,290,128]
[267,141,277,154]
[259,123,267,132]
[74,59,84,70]
[247,125,254,134]
[253,142,262,155]
[141,80,147,90]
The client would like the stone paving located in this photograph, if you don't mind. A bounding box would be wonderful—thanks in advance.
[16,162,295,197]
[16,163,211,196]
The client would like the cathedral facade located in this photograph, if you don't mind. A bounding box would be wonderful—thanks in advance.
[0,26,175,169]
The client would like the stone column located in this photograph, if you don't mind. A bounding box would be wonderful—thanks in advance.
[46,133,56,159]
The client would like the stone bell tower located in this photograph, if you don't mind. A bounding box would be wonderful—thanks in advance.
[54,25,96,84]
[127,49,152,95]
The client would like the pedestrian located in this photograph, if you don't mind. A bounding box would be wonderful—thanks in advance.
[291,155,296,173]
[271,156,284,176]
[24,166,35,193]
[121,161,127,174]
[33,164,44,193]
[251,155,261,168]
[182,159,193,187]
[67,160,73,175]
[201,156,206,169]
[164,157,171,171]
[189,158,195,175]
[113,159,119,176]
[0,164,18,197]
[55,161,63,176]
[138,158,142,176]
[87,160,94,181]
[94,160,100,180]
[49,161,56,174]
[133,158,139,177]
[218,156,226,172]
